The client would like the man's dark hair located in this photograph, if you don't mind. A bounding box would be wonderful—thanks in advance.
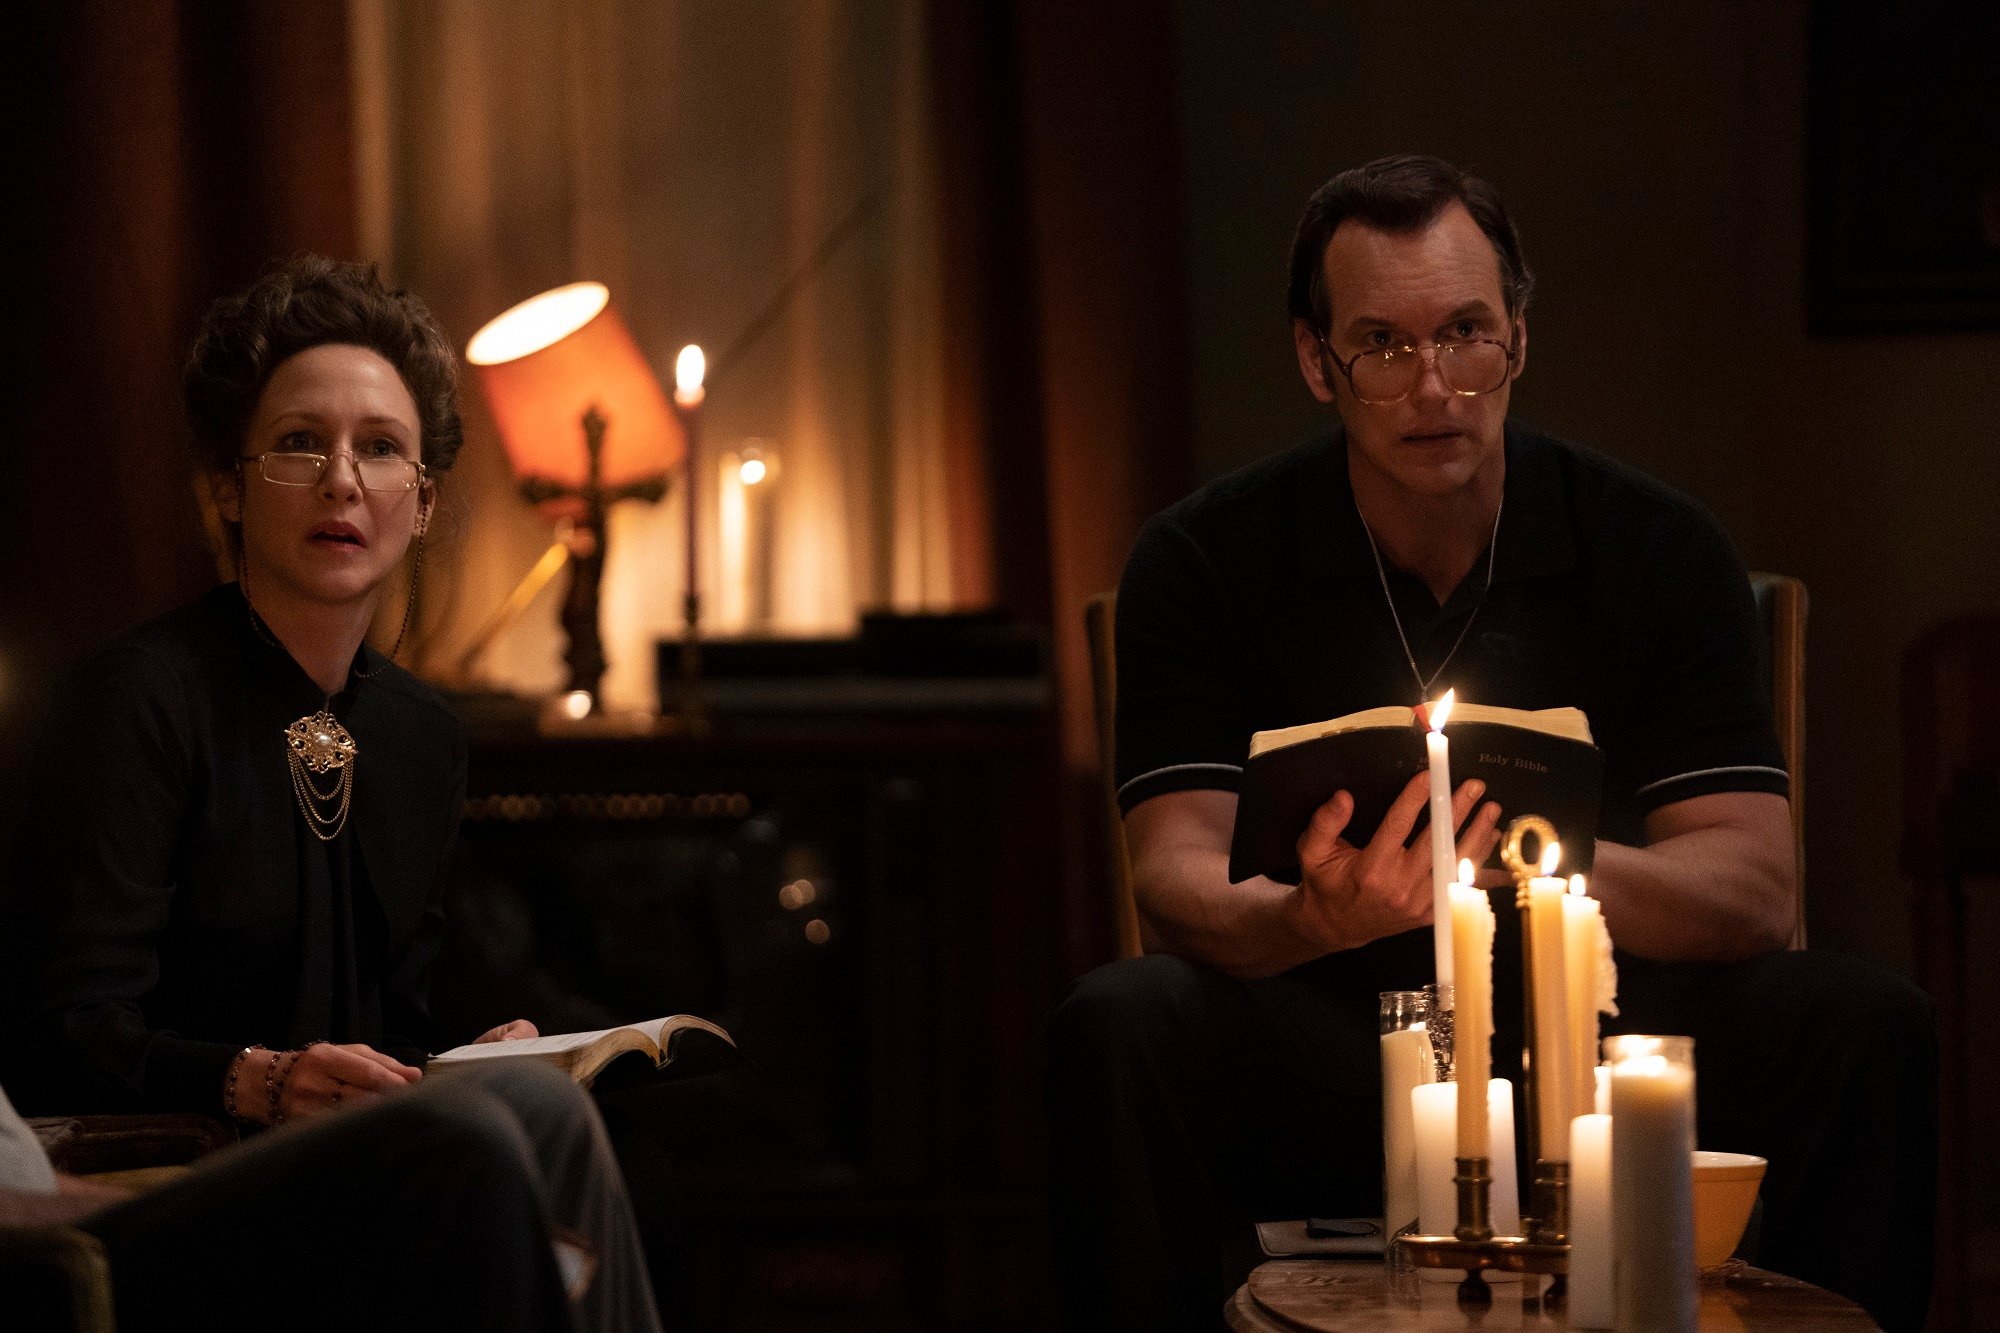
[1286,154,1535,334]
[184,255,464,476]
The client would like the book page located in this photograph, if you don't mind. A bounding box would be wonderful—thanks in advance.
[431,1025,642,1063]
[636,1014,735,1049]
[1249,706,1414,758]
[1452,704,1593,743]
[1247,703,1592,759]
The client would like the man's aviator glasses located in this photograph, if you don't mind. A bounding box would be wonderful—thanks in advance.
[240,452,427,493]
[1318,334,1516,406]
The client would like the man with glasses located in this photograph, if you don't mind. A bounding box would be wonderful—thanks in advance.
[1048,155,1935,1332]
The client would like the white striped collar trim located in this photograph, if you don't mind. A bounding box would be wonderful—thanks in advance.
[1117,762,1244,800]
[1634,764,1789,797]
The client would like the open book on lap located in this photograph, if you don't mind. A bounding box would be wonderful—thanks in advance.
[430,1015,739,1089]
[1228,703,1601,885]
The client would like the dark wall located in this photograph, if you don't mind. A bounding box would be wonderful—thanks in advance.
[1165,2,2000,976]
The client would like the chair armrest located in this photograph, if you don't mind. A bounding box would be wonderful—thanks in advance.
[28,1113,237,1174]
[0,1223,117,1333]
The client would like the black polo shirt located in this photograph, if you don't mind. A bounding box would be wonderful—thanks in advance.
[1114,420,1789,854]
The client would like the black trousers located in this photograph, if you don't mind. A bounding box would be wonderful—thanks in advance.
[81,1059,663,1333]
[1047,948,1937,1333]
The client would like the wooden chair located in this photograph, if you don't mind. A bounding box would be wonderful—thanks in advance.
[0,1113,236,1332]
[1084,573,1809,961]
[1899,615,2000,1333]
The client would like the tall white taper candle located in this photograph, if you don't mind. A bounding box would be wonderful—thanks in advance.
[1424,692,1458,986]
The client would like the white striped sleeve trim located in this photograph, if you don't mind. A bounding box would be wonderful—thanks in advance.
[1633,764,1790,798]
[1117,762,1244,801]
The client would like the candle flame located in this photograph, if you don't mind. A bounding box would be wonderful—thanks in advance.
[1458,857,1475,885]
[1540,841,1562,875]
[1568,873,1587,896]
[674,344,706,405]
[1428,688,1455,732]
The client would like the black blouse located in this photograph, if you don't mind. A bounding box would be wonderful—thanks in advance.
[10,583,466,1114]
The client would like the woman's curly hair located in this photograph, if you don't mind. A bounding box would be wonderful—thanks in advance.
[183,255,464,476]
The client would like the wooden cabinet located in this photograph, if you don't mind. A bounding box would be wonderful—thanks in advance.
[438,706,1067,1329]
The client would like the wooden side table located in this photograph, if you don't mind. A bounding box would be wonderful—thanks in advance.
[1225,1259,1879,1331]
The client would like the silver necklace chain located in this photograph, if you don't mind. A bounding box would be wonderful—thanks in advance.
[1355,491,1504,704]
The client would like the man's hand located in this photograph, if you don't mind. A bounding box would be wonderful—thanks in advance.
[1125,777,1501,979]
[1287,773,1503,955]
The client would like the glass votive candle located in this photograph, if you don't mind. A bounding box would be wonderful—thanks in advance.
[1605,1034,1697,1332]
[1380,990,1430,1230]
[1380,991,1432,1271]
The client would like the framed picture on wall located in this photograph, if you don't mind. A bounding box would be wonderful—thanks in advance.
[1806,9,2000,335]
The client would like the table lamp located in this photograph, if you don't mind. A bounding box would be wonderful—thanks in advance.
[466,282,683,706]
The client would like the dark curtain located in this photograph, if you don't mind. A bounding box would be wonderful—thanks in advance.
[928,1,1193,974]
[1,0,357,843]
[0,0,1185,978]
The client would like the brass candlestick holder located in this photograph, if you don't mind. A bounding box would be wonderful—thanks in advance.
[1395,815,1572,1305]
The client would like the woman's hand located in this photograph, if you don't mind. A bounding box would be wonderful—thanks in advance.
[473,1018,540,1043]
[231,1044,420,1125]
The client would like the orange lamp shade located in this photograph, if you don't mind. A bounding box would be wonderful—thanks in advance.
[467,282,683,495]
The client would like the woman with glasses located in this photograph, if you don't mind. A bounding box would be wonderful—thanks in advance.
[4,257,669,1332]
[10,256,540,1124]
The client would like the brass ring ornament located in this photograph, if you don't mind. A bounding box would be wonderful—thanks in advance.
[1500,815,1559,906]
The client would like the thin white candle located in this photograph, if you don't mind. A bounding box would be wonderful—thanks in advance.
[1527,841,1572,1158]
[1569,1113,1614,1329]
[1424,690,1458,986]
[1562,875,1609,1125]
[1485,1077,1522,1237]
[1449,879,1494,1159]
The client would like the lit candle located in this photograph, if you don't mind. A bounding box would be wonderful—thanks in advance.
[1569,1112,1614,1329]
[1381,1015,1434,1237]
[1424,691,1458,986]
[673,344,707,662]
[1449,879,1494,1159]
[673,344,706,408]
[1526,841,1572,1157]
[1610,1035,1698,1333]
[1563,875,1616,1125]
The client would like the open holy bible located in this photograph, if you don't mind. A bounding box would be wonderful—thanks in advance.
[430,1015,738,1089]
[1227,703,1602,885]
